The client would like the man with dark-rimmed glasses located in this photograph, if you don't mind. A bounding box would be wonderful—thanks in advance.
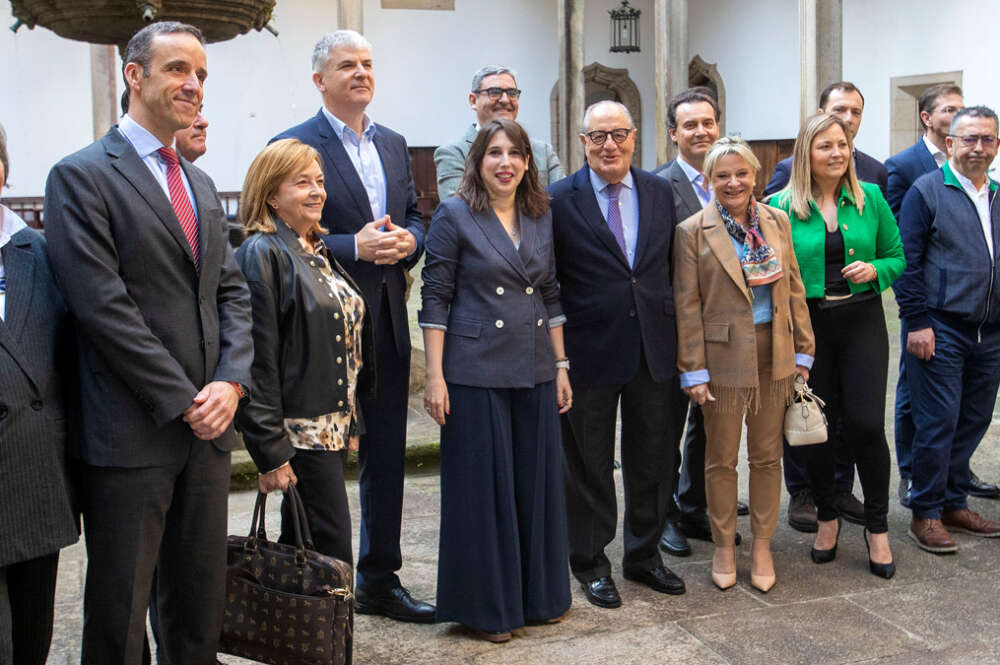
[894,105,1000,553]
[434,65,563,201]
[549,100,686,609]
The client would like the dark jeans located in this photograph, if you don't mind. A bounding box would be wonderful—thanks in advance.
[0,552,60,665]
[783,420,856,495]
[905,316,1000,518]
[798,297,892,533]
[894,331,916,480]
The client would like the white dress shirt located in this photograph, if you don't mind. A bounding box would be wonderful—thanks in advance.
[923,135,948,168]
[951,160,995,258]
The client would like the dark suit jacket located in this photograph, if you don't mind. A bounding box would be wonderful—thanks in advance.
[763,149,888,198]
[419,197,562,388]
[43,128,254,467]
[273,110,425,357]
[652,159,705,222]
[0,225,78,567]
[549,166,679,387]
[886,139,939,217]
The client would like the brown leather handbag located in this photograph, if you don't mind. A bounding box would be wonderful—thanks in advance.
[220,486,353,665]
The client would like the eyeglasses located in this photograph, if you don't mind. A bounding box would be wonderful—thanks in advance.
[582,128,634,145]
[950,134,998,148]
[473,87,521,101]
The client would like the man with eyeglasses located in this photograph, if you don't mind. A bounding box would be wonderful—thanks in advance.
[549,100,685,609]
[434,65,563,201]
[894,105,1000,553]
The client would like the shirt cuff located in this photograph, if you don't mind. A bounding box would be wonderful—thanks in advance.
[353,236,359,262]
[795,354,814,369]
[680,369,710,388]
[548,314,567,328]
[419,322,448,330]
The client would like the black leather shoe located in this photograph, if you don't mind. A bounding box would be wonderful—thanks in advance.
[356,585,436,623]
[863,529,895,580]
[969,471,1000,499]
[834,492,866,526]
[623,566,686,595]
[581,576,621,608]
[678,515,742,546]
[788,490,818,533]
[736,500,750,516]
[898,478,912,509]
[659,521,691,557]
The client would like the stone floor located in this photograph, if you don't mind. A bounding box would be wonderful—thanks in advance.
[45,294,1000,665]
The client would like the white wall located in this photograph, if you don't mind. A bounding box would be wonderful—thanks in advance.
[844,0,1000,163]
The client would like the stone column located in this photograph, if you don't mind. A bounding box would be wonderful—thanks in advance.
[654,0,688,164]
[90,44,118,141]
[339,0,364,33]
[798,0,817,123]
[799,0,842,122]
[557,0,585,173]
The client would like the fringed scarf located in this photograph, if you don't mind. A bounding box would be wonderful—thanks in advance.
[716,198,782,286]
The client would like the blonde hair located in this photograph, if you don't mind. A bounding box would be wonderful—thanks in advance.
[784,113,864,220]
[239,139,327,235]
[702,135,760,179]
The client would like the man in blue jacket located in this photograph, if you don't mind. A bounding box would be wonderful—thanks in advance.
[895,105,1000,553]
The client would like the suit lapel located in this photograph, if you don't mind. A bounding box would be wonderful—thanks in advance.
[373,126,397,222]
[669,161,703,220]
[571,168,630,269]
[517,210,536,267]
[703,205,752,303]
[467,206,529,280]
[0,239,41,388]
[315,111,374,223]
[632,169,652,269]
[463,124,478,148]
[917,141,938,173]
[106,131,197,270]
[181,159,216,279]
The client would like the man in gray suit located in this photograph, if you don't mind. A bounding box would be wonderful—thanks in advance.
[434,65,564,201]
[43,22,252,665]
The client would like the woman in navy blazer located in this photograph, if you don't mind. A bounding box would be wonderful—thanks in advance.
[420,119,572,642]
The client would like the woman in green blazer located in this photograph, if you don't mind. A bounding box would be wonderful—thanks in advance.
[768,113,904,579]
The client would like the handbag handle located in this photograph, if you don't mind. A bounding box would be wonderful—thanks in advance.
[285,484,317,551]
[793,375,826,408]
[246,490,269,544]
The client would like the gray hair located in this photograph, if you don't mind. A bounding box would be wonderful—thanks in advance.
[121,22,204,112]
[312,30,373,73]
[702,136,760,180]
[470,66,517,91]
[950,105,999,135]
[581,101,634,132]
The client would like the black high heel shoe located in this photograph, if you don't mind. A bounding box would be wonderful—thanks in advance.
[810,517,841,564]
[864,529,896,579]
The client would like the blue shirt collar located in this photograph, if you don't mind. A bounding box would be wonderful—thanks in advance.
[588,167,634,195]
[118,113,170,159]
[322,106,376,142]
[675,155,704,186]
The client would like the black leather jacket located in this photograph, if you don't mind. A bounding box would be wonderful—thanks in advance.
[235,221,375,472]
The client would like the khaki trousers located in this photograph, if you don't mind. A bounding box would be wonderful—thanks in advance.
[702,323,785,545]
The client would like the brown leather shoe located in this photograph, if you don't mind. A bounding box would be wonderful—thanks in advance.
[942,508,1000,537]
[908,517,958,554]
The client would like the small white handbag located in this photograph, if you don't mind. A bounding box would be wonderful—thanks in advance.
[784,375,828,446]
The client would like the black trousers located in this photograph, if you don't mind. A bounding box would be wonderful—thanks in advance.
[798,296,891,533]
[356,288,410,593]
[80,441,230,665]
[281,448,353,565]
[562,352,678,581]
[0,552,60,665]
[670,399,708,522]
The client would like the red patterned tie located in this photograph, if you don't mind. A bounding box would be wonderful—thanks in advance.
[156,147,201,270]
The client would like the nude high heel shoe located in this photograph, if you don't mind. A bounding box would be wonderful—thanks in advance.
[711,545,737,590]
[750,539,776,593]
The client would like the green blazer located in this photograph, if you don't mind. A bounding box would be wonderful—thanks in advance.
[766,181,905,298]
[433,124,565,201]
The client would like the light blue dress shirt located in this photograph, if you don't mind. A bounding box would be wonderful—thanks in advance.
[322,107,387,222]
[675,156,712,208]
[588,168,639,268]
[117,114,199,222]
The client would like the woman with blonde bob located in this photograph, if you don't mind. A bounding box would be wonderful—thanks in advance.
[235,138,373,576]
[674,136,814,593]
[767,114,904,578]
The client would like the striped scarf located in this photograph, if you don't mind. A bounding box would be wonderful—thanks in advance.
[716,198,782,286]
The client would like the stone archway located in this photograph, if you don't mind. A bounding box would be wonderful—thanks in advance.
[688,55,726,137]
[551,62,643,167]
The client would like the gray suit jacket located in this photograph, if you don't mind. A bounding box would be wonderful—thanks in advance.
[652,159,705,223]
[0,226,78,567]
[434,124,565,201]
[43,128,254,467]
[419,197,563,388]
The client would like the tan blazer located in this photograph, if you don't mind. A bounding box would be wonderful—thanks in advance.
[673,201,814,392]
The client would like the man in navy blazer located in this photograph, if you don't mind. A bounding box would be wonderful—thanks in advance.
[550,101,685,609]
[272,29,431,622]
[764,82,888,198]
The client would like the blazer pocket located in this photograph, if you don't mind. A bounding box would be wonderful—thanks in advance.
[447,320,482,339]
[704,322,730,343]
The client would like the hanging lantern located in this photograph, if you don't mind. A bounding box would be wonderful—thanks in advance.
[609,0,640,54]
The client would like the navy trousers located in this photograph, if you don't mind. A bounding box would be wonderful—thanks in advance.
[436,381,570,633]
[905,316,1000,518]
[668,398,708,523]
[356,289,410,593]
[894,332,916,480]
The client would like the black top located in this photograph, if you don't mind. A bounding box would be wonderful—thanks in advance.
[824,228,850,297]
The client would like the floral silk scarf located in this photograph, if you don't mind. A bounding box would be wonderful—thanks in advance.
[716,197,783,286]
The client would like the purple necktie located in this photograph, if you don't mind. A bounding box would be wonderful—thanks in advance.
[605,182,627,256]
